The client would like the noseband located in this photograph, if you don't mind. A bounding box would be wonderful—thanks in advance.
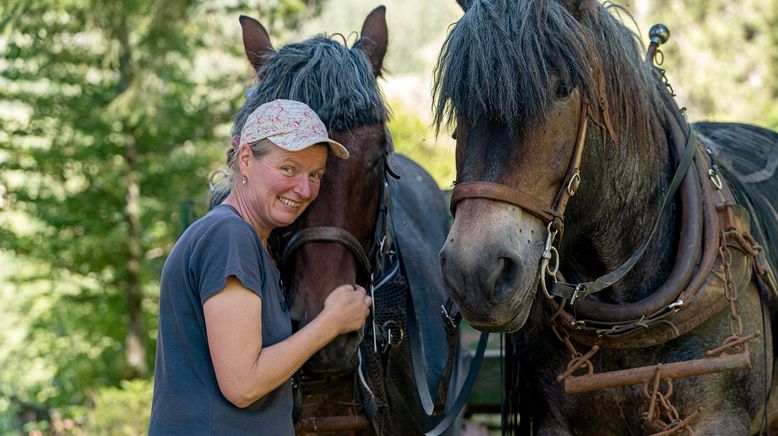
[449,99,590,233]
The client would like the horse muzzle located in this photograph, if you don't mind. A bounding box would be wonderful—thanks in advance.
[439,199,545,331]
[302,330,362,375]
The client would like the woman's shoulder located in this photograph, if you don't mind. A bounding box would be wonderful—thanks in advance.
[191,204,256,238]
[172,205,261,259]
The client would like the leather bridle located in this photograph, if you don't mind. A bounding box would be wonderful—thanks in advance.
[449,96,697,306]
[450,98,590,233]
[278,153,394,353]
[280,152,393,282]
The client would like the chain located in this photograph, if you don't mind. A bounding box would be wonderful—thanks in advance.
[552,323,599,383]
[719,229,745,344]
[641,365,703,435]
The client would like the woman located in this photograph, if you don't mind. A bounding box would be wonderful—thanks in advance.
[149,99,372,435]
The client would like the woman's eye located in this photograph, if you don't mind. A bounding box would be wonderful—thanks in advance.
[280,166,295,175]
[309,172,323,182]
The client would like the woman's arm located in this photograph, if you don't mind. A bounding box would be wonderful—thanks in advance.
[203,276,369,408]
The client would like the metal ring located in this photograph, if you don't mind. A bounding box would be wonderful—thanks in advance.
[708,168,722,190]
[567,172,581,196]
[546,246,560,276]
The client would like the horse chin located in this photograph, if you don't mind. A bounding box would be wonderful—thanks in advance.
[459,282,537,333]
[302,331,362,376]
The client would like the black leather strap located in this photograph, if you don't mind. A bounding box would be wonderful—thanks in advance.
[549,113,699,303]
[423,333,488,436]
[281,226,372,276]
[407,294,489,434]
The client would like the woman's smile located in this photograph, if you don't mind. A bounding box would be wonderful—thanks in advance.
[278,196,302,209]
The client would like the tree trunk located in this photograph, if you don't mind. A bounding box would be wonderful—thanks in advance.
[119,15,148,378]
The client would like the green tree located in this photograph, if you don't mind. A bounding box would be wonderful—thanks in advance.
[0,0,335,429]
[633,0,778,128]
[0,0,236,422]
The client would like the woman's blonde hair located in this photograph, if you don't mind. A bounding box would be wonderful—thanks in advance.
[208,138,275,209]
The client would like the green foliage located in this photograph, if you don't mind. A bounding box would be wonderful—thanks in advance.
[627,0,778,129]
[0,0,335,429]
[388,100,456,188]
[0,0,242,425]
[296,0,462,75]
[87,379,153,435]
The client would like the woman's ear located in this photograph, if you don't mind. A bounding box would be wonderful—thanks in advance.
[238,145,253,172]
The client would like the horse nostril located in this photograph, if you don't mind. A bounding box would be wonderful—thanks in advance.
[492,255,522,301]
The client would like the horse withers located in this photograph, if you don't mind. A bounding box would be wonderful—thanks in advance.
[434,0,778,434]
[235,7,472,435]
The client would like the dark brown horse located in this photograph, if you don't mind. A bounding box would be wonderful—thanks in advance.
[434,0,778,434]
[232,7,476,435]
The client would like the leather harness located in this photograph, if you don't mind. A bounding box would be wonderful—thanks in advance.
[449,75,775,348]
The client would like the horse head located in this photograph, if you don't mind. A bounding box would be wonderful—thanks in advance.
[435,0,670,332]
[237,7,390,375]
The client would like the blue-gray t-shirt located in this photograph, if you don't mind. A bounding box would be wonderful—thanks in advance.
[149,204,293,435]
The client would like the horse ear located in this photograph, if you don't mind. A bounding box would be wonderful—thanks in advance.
[356,6,388,76]
[239,15,273,71]
[456,0,474,11]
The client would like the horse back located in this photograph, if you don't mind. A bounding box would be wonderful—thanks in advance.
[693,121,778,282]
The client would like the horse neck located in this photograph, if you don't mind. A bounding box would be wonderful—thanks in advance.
[561,101,681,303]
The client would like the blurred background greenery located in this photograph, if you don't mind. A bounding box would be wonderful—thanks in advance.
[0,0,775,434]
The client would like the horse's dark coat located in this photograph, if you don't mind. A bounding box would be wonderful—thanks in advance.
[433,0,778,434]
[234,11,466,435]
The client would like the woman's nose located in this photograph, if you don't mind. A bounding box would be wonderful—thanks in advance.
[293,177,313,198]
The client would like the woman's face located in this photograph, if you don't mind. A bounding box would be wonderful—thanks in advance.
[242,143,328,234]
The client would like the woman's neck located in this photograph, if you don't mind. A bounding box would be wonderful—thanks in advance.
[224,191,270,246]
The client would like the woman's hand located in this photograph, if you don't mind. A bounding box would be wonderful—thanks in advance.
[320,284,372,335]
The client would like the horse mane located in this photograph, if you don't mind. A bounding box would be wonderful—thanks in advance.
[233,35,388,135]
[433,0,669,151]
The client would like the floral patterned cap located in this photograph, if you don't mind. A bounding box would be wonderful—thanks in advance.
[239,99,349,159]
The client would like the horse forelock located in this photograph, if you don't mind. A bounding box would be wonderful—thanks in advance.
[433,0,599,130]
[233,35,388,136]
[433,0,668,152]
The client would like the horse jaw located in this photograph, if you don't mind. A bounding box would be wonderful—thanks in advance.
[440,199,546,332]
[290,246,364,375]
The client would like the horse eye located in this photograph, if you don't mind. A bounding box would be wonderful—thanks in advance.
[556,82,573,100]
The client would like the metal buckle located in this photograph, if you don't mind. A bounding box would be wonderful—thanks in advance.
[570,284,586,306]
[567,171,581,196]
[540,222,560,299]
[440,304,458,334]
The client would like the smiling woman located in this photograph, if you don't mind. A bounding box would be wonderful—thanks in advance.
[148,99,372,435]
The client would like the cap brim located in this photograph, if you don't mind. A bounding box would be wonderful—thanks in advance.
[266,133,349,160]
[322,139,349,160]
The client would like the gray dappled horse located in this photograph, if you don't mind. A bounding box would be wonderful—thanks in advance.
[232,8,470,435]
[434,0,778,434]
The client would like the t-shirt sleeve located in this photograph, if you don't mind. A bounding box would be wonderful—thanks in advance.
[189,219,264,305]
